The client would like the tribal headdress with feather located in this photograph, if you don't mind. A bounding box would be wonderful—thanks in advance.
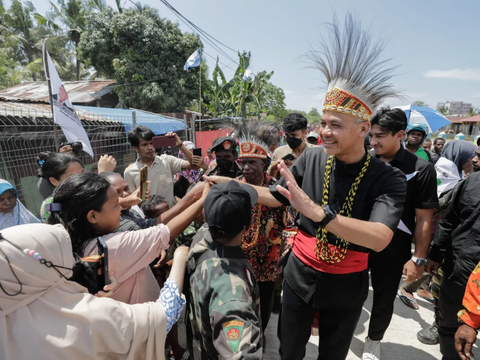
[305,14,401,121]
[222,120,270,159]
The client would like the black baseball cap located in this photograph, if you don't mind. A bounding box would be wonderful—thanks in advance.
[211,136,237,153]
[204,181,258,238]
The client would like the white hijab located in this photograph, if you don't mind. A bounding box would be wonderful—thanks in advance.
[0,223,167,360]
[0,179,39,230]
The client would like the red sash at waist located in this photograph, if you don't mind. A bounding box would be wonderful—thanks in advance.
[292,230,368,274]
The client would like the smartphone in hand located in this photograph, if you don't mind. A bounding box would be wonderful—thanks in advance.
[152,136,176,148]
[139,165,148,201]
[282,153,296,161]
[192,148,202,157]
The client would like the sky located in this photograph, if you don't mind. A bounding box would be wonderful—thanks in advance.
[27,0,480,112]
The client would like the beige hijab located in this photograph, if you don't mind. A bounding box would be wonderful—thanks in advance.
[0,223,167,360]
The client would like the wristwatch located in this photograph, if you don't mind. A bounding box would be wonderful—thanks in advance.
[319,205,337,228]
[411,256,427,267]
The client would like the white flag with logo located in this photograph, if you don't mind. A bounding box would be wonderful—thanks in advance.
[43,42,94,157]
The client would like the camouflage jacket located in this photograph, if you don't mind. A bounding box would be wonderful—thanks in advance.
[187,223,263,360]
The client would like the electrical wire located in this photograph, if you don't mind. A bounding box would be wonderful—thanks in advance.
[157,0,239,65]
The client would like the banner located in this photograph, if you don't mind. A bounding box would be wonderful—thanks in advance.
[43,42,94,157]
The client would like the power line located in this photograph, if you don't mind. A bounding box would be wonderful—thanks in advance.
[157,0,238,55]
[157,0,239,65]
[202,51,237,72]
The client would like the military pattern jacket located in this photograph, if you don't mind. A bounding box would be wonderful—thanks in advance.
[188,224,263,360]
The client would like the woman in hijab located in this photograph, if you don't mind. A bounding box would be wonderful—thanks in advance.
[0,223,188,360]
[435,140,477,197]
[0,180,39,230]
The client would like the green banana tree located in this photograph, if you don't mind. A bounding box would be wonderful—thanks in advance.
[203,57,235,117]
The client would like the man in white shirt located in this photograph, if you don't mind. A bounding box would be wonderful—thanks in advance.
[124,126,198,207]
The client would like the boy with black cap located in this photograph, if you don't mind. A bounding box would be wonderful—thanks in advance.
[205,136,242,178]
[188,180,263,360]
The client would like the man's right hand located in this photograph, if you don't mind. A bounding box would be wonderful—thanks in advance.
[271,159,282,169]
[455,324,477,360]
[188,181,206,201]
[98,154,117,173]
[426,259,440,275]
[191,155,206,170]
[59,145,73,154]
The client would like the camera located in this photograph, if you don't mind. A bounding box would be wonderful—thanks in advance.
[60,141,83,156]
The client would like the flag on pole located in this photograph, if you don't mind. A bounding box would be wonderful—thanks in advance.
[184,48,201,71]
[43,42,94,157]
[242,65,254,81]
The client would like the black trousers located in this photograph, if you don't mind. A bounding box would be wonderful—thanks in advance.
[438,326,461,360]
[368,236,411,340]
[258,281,275,331]
[438,275,467,360]
[279,280,364,360]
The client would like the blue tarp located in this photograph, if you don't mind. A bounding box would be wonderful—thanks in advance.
[74,106,186,135]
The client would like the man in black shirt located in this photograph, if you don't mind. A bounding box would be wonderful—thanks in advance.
[205,15,407,360]
[365,108,438,359]
[427,171,480,359]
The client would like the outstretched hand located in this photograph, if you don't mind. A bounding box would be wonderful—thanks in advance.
[98,154,117,173]
[276,161,325,223]
[203,175,231,185]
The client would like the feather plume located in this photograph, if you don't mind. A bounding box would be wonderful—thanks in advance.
[304,13,402,112]
[221,119,270,153]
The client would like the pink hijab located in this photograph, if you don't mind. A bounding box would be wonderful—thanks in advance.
[0,223,167,360]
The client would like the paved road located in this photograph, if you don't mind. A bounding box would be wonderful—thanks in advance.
[263,286,480,359]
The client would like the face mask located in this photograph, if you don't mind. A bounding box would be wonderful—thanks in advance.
[216,158,235,176]
[286,137,303,150]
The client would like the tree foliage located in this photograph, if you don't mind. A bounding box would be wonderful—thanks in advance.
[413,100,429,107]
[308,107,320,117]
[0,0,290,117]
[202,52,285,120]
[79,8,205,112]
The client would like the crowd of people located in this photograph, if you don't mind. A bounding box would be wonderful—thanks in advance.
[2,15,480,360]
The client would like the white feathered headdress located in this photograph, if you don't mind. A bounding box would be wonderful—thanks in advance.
[305,14,402,121]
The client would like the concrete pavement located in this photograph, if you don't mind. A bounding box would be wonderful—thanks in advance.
[263,286,480,359]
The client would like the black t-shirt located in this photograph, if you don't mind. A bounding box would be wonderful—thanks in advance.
[114,209,156,233]
[270,147,407,253]
[386,146,439,237]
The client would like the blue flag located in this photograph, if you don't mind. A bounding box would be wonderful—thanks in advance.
[184,48,201,71]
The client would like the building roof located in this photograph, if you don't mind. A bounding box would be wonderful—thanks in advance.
[0,80,117,104]
[74,106,186,134]
[446,116,471,123]
[0,101,186,135]
[460,115,480,123]
[0,101,112,122]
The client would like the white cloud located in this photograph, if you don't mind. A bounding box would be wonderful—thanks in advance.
[471,92,480,98]
[423,69,480,80]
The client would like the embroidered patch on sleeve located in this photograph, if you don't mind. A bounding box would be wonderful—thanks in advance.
[222,320,244,353]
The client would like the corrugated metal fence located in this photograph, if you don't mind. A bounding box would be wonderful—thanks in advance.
[0,108,188,217]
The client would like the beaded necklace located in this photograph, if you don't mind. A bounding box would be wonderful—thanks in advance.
[315,153,371,263]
